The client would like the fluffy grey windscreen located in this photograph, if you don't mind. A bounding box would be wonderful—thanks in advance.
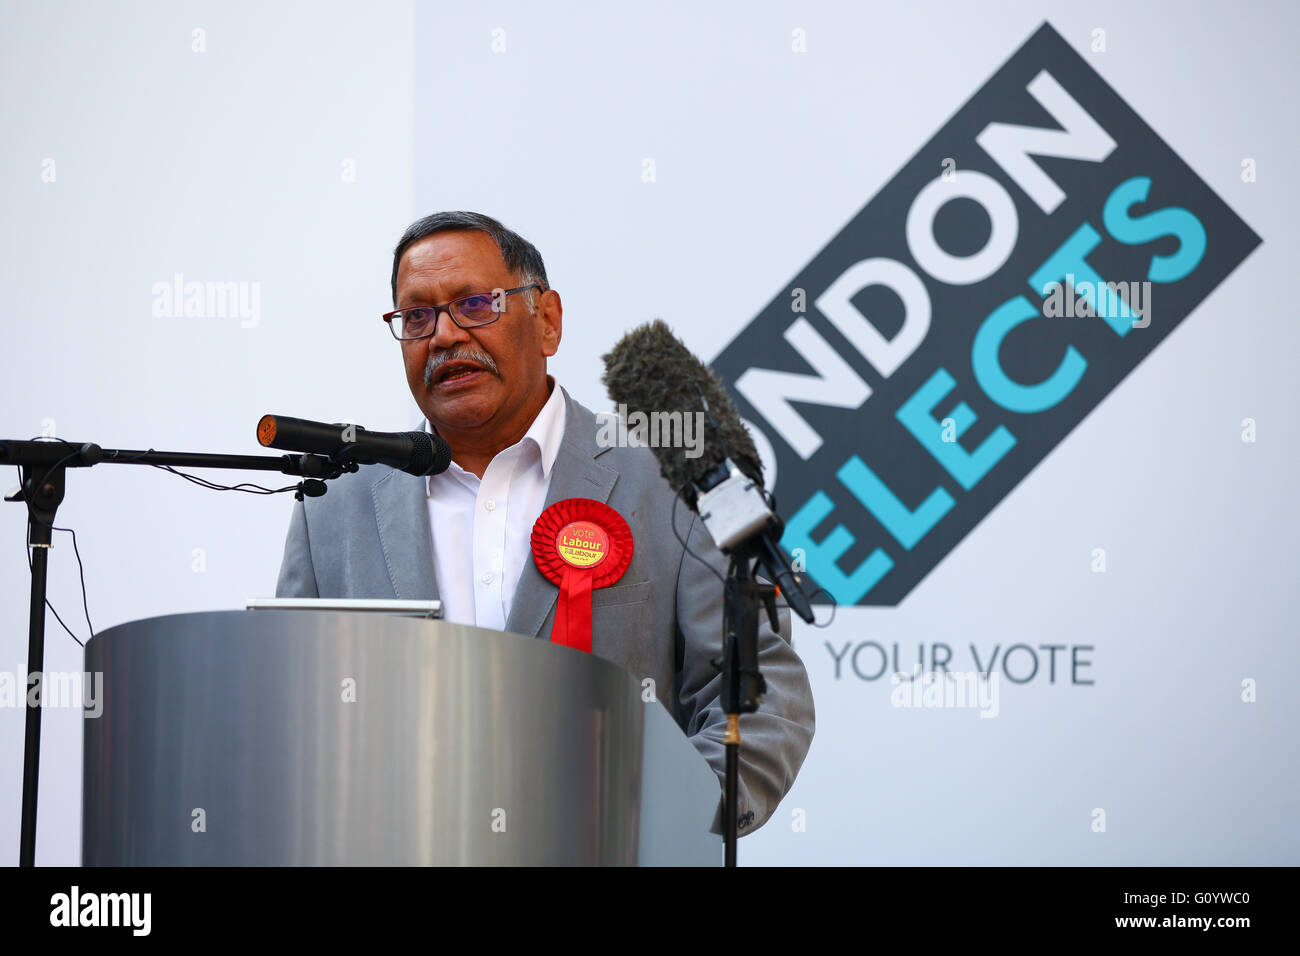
[601,319,763,507]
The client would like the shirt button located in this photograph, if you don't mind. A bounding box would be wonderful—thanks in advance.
[484,499,496,512]
[481,572,493,585]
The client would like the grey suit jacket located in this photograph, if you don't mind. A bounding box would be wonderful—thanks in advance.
[275,387,815,835]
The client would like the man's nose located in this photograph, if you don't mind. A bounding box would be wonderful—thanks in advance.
[429,307,472,349]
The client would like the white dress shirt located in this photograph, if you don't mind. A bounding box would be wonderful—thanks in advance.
[424,381,567,630]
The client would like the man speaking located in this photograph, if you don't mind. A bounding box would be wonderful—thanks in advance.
[275,211,814,836]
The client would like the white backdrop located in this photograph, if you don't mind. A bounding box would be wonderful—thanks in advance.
[2,0,1296,866]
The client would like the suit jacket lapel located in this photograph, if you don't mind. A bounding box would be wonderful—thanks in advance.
[506,389,618,638]
[371,467,440,602]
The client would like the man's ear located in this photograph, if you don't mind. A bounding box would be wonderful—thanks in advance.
[539,288,562,357]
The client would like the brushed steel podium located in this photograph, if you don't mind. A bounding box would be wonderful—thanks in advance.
[82,610,722,866]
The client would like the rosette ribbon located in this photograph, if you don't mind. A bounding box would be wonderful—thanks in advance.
[530,498,634,653]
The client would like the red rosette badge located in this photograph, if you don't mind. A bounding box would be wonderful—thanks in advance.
[531,498,633,653]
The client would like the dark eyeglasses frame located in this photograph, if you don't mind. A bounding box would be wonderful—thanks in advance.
[382,284,543,341]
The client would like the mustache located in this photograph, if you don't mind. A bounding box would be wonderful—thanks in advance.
[424,347,500,388]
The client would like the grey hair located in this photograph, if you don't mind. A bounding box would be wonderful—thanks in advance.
[390,210,550,311]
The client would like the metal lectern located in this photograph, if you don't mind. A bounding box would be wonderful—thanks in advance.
[81,610,722,866]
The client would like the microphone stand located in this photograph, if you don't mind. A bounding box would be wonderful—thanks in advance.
[0,438,349,867]
[719,544,779,868]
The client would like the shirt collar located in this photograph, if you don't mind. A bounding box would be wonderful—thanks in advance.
[424,377,567,491]
[519,376,566,480]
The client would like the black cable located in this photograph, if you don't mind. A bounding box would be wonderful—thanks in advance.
[12,440,300,652]
[100,446,153,463]
[60,522,95,641]
[16,444,95,645]
[25,518,86,648]
[99,446,296,493]
[803,586,837,628]
[149,463,296,495]
[670,487,725,585]
[18,452,83,529]
[746,569,837,628]
[14,438,90,644]
[671,481,838,628]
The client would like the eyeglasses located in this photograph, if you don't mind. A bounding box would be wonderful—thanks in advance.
[382,284,542,341]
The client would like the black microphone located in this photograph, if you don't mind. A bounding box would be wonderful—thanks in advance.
[601,320,816,623]
[0,441,103,468]
[256,414,452,477]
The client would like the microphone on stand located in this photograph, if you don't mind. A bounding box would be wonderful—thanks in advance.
[256,414,452,477]
[603,318,819,868]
